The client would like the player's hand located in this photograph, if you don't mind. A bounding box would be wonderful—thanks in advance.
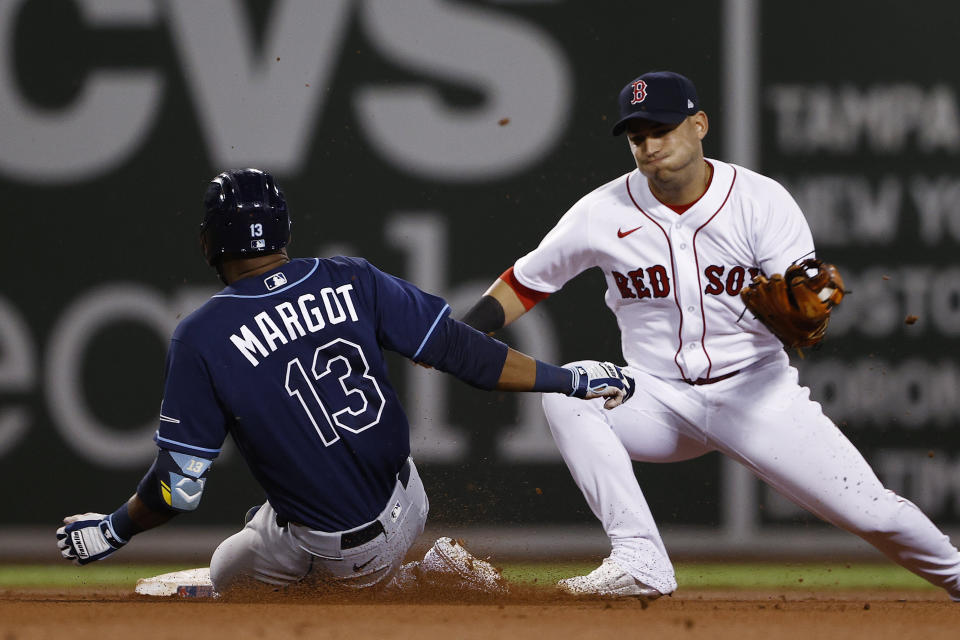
[56,513,126,565]
[565,362,635,409]
[740,259,845,349]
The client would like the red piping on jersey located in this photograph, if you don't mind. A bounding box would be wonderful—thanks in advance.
[625,174,688,381]
[500,266,550,310]
[691,167,737,380]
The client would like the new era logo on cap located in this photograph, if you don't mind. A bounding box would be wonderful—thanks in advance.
[612,71,700,136]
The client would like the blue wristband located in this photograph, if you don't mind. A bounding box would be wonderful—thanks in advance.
[532,360,575,394]
[108,503,143,543]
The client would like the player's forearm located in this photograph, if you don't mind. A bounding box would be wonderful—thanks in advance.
[461,278,534,333]
[496,350,633,405]
[103,493,178,544]
[496,349,575,394]
[126,493,179,531]
[495,348,537,390]
[110,447,207,540]
[416,316,568,394]
[485,279,530,326]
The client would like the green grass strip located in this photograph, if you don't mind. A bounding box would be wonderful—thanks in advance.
[502,562,935,590]
[0,565,195,588]
[0,562,936,591]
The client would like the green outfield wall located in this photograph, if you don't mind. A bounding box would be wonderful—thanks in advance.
[1,1,958,550]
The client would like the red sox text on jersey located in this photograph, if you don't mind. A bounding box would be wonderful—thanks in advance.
[512,159,815,382]
[610,264,762,300]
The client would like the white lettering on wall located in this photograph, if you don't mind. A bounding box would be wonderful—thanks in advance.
[779,174,901,246]
[0,296,34,456]
[165,0,350,174]
[798,358,960,429]
[45,285,184,468]
[355,0,572,180]
[777,173,960,246]
[0,0,163,183]
[0,0,572,183]
[824,265,960,339]
[768,84,960,154]
[875,450,960,517]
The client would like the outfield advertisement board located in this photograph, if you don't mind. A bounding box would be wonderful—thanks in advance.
[1,1,957,552]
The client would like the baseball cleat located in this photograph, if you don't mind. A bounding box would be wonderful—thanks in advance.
[420,537,509,594]
[382,561,421,593]
[557,558,665,598]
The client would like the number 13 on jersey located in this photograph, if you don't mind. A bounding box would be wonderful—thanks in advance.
[284,338,385,446]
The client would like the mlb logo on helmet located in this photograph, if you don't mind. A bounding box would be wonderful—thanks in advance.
[251,239,266,249]
[264,272,288,291]
[612,71,700,136]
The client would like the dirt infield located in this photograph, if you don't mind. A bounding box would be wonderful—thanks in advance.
[2,588,958,639]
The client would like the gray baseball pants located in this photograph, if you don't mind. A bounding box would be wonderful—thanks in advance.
[209,457,428,593]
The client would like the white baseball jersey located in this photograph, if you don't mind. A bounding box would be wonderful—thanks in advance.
[525,158,960,601]
[513,159,814,382]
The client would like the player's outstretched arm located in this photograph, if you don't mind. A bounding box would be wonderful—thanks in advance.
[56,495,177,566]
[462,269,548,334]
[461,279,528,333]
[416,312,634,409]
[498,348,634,410]
[56,447,211,565]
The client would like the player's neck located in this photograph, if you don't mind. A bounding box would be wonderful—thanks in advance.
[219,251,291,285]
[647,159,712,208]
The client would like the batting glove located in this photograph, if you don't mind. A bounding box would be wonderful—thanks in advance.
[565,361,635,409]
[56,512,126,565]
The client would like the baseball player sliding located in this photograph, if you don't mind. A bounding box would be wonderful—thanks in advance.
[55,169,633,595]
[463,71,960,600]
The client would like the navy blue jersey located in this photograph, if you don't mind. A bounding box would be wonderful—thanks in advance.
[154,257,451,531]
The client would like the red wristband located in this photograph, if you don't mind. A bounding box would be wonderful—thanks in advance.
[499,267,550,311]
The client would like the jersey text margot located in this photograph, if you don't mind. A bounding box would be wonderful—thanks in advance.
[229,284,359,366]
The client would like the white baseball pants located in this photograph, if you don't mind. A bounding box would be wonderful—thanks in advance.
[209,457,429,593]
[543,352,960,599]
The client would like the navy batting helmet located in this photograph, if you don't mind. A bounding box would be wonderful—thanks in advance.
[200,168,291,265]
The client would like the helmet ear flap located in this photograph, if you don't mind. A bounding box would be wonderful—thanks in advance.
[199,226,217,266]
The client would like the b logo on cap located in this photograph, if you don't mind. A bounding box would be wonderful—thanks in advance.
[631,80,647,104]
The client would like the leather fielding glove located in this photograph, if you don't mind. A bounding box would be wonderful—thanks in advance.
[740,259,846,349]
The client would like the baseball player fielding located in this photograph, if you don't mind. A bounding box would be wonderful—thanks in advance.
[462,70,960,601]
